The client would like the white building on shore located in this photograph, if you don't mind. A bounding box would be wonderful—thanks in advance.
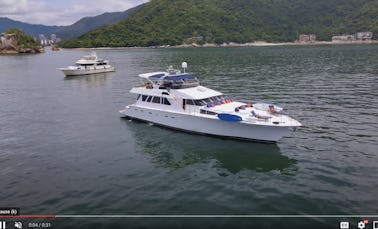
[332,31,373,42]
[356,32,373,40]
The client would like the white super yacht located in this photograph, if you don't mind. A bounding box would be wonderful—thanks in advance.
[120,63,301,142]
[59,51,115,76]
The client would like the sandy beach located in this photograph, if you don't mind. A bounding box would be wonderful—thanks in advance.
[61,40,378,50]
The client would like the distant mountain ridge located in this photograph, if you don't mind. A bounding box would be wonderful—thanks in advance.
[0,17,61,37]
[60,0,378,48]
[0,3,144,39]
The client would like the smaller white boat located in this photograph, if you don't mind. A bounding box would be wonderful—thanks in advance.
[58,51,115,76]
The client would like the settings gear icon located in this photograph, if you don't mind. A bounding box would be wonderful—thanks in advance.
[358,220,367,229]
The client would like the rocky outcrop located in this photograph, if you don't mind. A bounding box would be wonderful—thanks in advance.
[0,33,17,53]
[1,29,44,54]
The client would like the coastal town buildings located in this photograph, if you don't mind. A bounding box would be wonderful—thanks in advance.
[38,34,61,45]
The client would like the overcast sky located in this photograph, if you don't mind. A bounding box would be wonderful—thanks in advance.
[0,0,149,26]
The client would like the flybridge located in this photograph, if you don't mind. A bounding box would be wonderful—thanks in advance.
[161,73,200,89]
[164,74,196,81]
[148,72,197,81]
[140,64,200,89]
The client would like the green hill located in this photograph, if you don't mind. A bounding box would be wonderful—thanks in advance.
[1,28,44,54]
[55,4,145,39]
[61,0,378,48]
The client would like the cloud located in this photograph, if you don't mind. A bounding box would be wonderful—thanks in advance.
[0,0,148,25]
[0,0,49,17]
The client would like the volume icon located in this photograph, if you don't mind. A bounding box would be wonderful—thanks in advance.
[0,221,5,229]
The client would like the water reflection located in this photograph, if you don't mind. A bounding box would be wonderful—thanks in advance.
[63,73,111,81]
[63,73,112,88]
[125,119,296,174]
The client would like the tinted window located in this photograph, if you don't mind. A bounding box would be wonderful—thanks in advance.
[146,96,152,102]
[142,95,148,101]
[207,111,217,115]
[152,96,161,103]
[194,100,206,106]
[163,98,171,105]
[200,109,217,115]
[186,100,195,105]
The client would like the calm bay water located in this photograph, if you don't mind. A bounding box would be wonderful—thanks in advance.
[1,45,378,228]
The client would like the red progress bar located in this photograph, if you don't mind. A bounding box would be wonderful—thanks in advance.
[0,215,56,219]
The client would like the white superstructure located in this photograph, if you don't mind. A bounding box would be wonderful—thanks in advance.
[120,64,301,142]
[58,51,115,76]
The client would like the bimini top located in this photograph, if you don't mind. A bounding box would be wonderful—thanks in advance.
[139,69,200,89]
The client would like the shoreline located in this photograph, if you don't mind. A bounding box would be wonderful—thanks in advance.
[61,40,378,50]
[0,47,45,54]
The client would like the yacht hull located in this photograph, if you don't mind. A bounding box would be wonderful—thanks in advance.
[59,66,115,76]
[120,105,292,142]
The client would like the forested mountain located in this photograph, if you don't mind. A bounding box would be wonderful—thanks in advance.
[60,0,378,48]
[55,4,145,39]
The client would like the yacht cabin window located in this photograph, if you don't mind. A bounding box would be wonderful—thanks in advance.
[195,100,206,106]
[186,100,195,105]
[152,96,161,104]
[162,98,171,105]
[186,99,214,106]
[141,95,171,106]
[200,109,217,115]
